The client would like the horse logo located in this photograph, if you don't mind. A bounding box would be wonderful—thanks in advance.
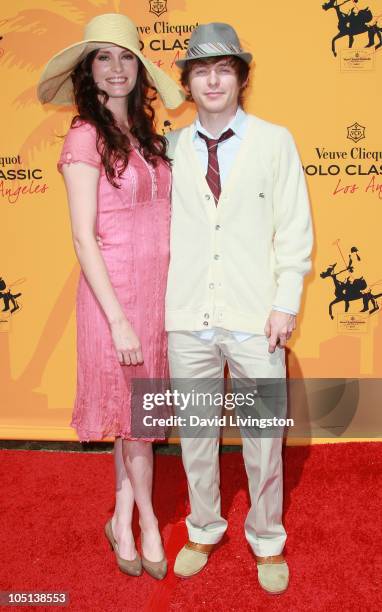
[0,276,23,316]
[322,0,382,57]
[320,245,382,319]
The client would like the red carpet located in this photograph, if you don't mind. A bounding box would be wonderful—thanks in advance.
[1,443,381,611]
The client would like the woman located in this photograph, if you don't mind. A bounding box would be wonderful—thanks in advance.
[37,13,184,579]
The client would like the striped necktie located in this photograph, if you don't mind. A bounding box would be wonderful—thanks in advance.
[197,128,234,205]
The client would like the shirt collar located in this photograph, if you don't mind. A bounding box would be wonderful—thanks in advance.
[192,106,247,141]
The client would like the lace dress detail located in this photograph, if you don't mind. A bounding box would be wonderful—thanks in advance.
[58,121,171,441]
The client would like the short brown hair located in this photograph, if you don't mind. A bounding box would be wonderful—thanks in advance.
[180,55,250,106]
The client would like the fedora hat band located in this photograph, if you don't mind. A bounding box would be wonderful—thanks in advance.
[186,41,243,60]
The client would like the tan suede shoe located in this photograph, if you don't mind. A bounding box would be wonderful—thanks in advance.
[141,532,168,580]
[104,520,142,576]
[174,541,216,578]
[256,554,289,594]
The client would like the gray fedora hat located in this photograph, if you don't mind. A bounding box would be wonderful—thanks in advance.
[175,22,252,68]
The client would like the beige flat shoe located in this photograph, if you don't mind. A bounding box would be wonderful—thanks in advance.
[256,554,289,594]
[174,541,216,578]
[140,532,167,580]
[104,519,142,576]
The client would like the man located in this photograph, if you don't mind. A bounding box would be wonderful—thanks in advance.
[165,23,313,593]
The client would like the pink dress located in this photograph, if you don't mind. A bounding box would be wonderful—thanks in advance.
[58,121,171,442]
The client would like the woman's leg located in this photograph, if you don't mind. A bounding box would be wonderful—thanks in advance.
[111,437,137,560]
[122,439,164,562]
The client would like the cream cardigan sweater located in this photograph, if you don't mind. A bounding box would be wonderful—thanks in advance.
[165,114,313,334]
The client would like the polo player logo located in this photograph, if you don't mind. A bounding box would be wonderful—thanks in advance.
[347,122,365,143]
[149,0,168,17]
[322,0,382,57]
[320,243,382,319]
[0,276,23,316]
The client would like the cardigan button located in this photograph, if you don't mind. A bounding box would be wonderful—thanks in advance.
[214,254,220,260]
[203,321,209,326]
[204,313,210,319]
[66,152,72,160]
[205,194,211,200]
[215,224,221,230]
[209,283,215,289]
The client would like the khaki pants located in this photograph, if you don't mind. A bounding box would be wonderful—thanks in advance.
[168,329,287,557]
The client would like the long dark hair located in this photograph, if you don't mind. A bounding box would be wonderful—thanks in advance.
[70,49,170,187]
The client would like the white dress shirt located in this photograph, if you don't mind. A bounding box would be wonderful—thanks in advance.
[192,107,296,342]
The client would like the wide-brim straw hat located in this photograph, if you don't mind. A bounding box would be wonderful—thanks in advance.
[37,13,184,109]
[175,22,252,68]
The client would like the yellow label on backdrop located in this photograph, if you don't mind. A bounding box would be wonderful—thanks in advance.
[337,314,369,332]
[340,49,375,71]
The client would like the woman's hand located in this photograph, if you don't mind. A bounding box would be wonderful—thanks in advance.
[110,318,144,365]
[93,232,141,365]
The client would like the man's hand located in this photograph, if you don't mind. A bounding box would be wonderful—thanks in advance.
[264,310,296,353]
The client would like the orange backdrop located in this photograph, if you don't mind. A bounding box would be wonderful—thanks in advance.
[1,0,382,442]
